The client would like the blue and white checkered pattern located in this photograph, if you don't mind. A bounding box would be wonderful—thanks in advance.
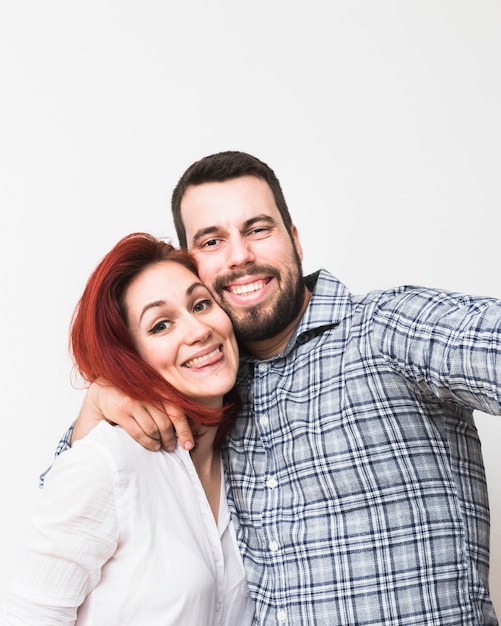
[223,269,500,625]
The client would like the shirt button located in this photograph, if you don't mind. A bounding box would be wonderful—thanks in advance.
[269,540,279,552]
[216,603,222,612]
[277,609,287,622]
[258,362,268,372]
[266,477,278,489]
[259,415,269,427]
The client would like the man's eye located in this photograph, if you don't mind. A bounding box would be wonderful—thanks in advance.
[248,227,269,238]
[202,238,219,248]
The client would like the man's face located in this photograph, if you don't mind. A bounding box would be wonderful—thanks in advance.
[180,175,306,343]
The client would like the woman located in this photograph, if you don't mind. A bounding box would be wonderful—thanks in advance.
[1,233,254,625]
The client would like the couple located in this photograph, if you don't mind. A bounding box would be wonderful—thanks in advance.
[3,151,501,625]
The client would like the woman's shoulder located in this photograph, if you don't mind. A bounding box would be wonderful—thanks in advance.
[74,422,189,473]
[71,421,158,464]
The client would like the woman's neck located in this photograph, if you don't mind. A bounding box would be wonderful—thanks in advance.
[190,425,221,523]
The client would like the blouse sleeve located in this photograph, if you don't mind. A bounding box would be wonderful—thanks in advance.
[2,434,119,625]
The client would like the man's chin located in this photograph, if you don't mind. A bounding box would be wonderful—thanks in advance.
[231,312,283,343]
[226,310,262,342]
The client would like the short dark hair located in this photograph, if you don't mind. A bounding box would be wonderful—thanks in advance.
[171,150,293,247]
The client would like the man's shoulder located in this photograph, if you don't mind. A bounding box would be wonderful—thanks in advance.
[307,269,417,312]
[307,272,468,329]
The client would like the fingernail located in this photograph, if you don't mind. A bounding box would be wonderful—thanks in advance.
[184,441,194,451]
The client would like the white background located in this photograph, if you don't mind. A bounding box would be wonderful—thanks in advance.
[1,0,500,612]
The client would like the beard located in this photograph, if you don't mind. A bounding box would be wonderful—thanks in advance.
[212,248,305,343]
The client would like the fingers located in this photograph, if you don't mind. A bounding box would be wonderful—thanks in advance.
[86,380,163,451]
[113,403,194,452]
[115,413,163,452]
[141,404,178,452]
[161,403,194,451]
[103,397,164,451]
[124,404,194,452]
[76,379,195,453]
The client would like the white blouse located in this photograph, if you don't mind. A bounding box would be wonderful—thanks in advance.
[1,422,254,626]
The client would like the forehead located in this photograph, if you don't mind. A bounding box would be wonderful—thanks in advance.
[126,261,199,303]
[180,175,282,243]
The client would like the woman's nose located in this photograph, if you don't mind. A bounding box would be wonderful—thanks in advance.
[183,315,213,344]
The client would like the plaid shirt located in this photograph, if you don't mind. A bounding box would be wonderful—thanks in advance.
[223,269,500,626]
[46,269,500,625]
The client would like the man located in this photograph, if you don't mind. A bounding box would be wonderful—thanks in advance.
[53,151,500,624]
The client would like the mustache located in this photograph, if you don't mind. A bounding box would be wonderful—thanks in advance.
[212,265,281,293]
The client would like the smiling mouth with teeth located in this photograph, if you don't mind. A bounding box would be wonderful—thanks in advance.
[184,347,221,368]
[228,280,267,296]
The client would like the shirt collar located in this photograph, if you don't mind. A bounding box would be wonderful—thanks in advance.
[240,269,351,363]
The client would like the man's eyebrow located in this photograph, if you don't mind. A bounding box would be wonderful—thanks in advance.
[244,214,276,228]
[191,214,277,245]
[191,225,220,245]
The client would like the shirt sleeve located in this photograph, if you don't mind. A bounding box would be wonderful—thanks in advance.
[3,434,119,625]
[372,287,501,414]
[38,422,75,488]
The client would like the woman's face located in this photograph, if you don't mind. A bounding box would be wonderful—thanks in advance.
[124,260,239,407]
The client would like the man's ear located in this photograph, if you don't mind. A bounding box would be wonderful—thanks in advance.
[291,224,303,262]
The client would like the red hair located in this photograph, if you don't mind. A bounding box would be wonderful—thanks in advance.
[70,232,239,445]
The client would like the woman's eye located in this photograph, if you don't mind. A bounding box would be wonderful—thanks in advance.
[150,320,172,334]
[193,299,211,313]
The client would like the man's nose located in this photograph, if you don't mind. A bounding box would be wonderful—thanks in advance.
[226,235,254,268]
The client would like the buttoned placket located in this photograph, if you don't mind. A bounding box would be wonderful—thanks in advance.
[254,359,288,625]
[177,448,227,625]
